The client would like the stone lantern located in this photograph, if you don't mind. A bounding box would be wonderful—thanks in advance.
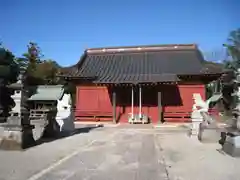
[0,69,35,150]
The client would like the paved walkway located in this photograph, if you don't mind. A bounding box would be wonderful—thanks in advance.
[158,133,240,180]
[0,126,240,180]
[35,129,168,180]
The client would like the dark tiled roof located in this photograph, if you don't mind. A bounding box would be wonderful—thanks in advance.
[65,44,223,83]
[201,60,224,74]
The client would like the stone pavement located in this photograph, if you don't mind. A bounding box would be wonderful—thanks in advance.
[0,126,168,180]
[0,125,240,180]
[35,129,168,180]
[158,134,240,180]
[0,125,112,180]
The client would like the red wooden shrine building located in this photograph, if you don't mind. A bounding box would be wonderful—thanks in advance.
[63,44,222,124]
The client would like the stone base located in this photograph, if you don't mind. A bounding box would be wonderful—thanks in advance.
[56,116,75,135]
[189,119,203,137]
[222,136,240,157]
[198,128,221,143]
[0,126,35,150]
[30,119,47,141]
[198,122,221,143]
[42,120,61,138]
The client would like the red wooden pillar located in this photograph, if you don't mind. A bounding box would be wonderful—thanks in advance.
[158,91,163,123]
[139,85,142,118]
[131,85,134,119]
[112,91,116,123]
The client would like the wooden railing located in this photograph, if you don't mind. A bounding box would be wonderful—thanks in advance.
[74,109,113,121]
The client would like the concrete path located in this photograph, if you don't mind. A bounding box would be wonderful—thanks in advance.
[0,125,240,180]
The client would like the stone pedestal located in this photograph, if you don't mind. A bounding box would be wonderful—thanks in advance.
[191,121,201,136]
[55,111,75,136]
[190,110,203,136]
[42,116,60,138]
[223,135,240,157]
[0,104,5,123]
[0,116,35,150]
[30,110,60,139]
[198,122,221,143]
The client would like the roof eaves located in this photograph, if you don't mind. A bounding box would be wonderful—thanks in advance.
[76,50,88,67]
[28,85,65,101]
[59,51,88,77]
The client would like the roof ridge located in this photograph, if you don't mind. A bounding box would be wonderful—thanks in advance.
[86,44,198,54]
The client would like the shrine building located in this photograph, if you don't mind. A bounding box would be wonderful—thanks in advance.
[62,44,222,124]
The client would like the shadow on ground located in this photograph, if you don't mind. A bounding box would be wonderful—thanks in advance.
[31,124,104,148]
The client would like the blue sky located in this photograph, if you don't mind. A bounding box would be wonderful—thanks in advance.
[1,0,239,66]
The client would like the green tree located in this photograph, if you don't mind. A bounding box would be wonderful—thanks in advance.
[0,47,20,120]
[15,42,42,77]
[223,28,240,70]
[35,59,62,85]
[0,46,19,83]
[16,42,62,85]
[25,42,42,74]
[14,42,43,85]
[220,28,240,111]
